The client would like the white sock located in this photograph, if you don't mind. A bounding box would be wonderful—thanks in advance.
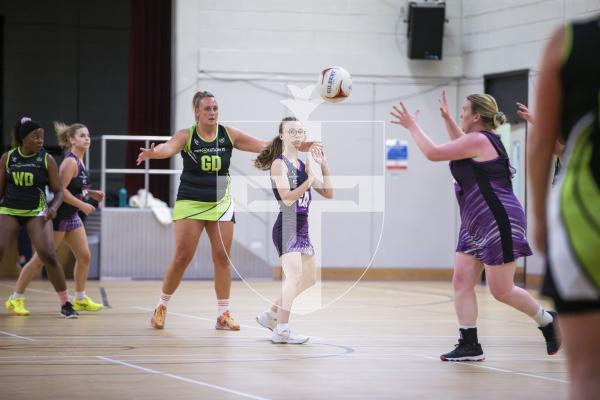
[276,323,289,332]
[217,299,230,316]
[266,308,277,318]
[12,292,24,299]
[157,293,171,308]
[75,291,86,300]
[460,325,477,330]
[533,306,554,327]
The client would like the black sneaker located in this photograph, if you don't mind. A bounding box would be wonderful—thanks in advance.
[538,311,560,355]
[440,340,485,361]
[60,302,79,319]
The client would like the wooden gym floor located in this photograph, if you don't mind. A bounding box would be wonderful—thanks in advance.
[0,280,567,399]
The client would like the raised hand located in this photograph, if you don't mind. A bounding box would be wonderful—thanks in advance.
[439,90,451,119]
[516,102,535,124]
[390,102,421,130]
[300,140,323,153]
[136,143,156,166]
[310,144,326,165]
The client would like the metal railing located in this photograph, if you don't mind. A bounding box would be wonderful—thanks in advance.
[98,134,270,225]
[100,135,175,207]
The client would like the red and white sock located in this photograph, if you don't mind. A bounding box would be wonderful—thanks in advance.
[157,293,171,308]
[217,299,230,316]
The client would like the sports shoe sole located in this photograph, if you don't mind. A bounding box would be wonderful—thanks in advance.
[440,354,485,362]
[73,305,104,312]
[6,304,30,316]
[271,337,310,345]
[151,319,164,329]
[215,323,240,331]
[8,310,30,316]
[255,316,275,331]
[60,313,79,319]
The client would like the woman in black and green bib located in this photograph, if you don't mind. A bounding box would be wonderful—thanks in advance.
[1,117,78,318]
[137,91,320,331]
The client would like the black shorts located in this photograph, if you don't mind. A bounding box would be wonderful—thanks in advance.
[542,260,600,314]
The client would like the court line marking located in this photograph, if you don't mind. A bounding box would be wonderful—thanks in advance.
[100,287,112,309]
[131,306,326,340]
[0,283,52,294]
[96,355,273,400]
[417,354,568,383]
[0,330,34,341]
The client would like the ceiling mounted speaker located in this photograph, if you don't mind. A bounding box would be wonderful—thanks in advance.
[407,2,446,60]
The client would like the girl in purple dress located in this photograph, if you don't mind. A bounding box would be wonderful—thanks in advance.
[391,92,559,361]
[254,117,333,344]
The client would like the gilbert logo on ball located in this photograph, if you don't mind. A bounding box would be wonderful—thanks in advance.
[318,66,352,103]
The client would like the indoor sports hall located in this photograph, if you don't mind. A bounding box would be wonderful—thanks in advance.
[1,1,599,399]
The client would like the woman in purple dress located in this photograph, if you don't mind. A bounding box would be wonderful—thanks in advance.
[390,92,559,361]
[254,117,333,344]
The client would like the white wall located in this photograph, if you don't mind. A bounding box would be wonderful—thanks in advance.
[172,0,600,270]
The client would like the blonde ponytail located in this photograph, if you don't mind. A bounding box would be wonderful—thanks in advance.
[467,94,506,130]
[54,121,87,149]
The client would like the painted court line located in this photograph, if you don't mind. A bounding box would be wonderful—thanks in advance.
[96,355,272,400]
[0,283,53,295]
[417,354,568,383]
[0,330,34,341]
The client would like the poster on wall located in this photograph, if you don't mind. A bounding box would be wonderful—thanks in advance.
[386,139,408,171]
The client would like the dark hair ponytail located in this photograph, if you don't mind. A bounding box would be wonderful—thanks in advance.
[253,117,298,170]
[254,136,283,170]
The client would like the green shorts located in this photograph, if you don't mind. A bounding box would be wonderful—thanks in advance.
[172,198,235,222]
[0,206,46,218]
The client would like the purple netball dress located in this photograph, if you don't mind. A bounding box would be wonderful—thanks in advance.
[450,131,532,266]
[54,152,91,232]
[271,154,314,257]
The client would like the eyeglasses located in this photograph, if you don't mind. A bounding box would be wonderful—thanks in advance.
[285,129,306,137]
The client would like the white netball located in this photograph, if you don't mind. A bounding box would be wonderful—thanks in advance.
[318,66,352,103]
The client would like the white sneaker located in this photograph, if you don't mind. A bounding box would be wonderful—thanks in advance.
[256,310,277,331]
[271,328,309,344]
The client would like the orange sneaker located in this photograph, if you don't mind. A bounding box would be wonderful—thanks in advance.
[216,310,240,331]
[151,305,167,329]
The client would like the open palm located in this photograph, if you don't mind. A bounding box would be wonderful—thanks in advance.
[390,102,420,129]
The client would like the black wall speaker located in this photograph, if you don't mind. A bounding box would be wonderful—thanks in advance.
[407,2,446,60]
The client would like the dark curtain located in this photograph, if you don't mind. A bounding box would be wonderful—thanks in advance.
[126,0,171,203]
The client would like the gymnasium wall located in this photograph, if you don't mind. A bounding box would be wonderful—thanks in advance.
[136,1,599,274]
[172,0,464,270]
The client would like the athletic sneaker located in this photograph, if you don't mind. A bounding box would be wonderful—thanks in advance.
[440,340,485,361]
[271,328,309,344]
[256,310,277,331]
[216,311,240,331]
[72,295,104,312]
[60,302,79,319]
[5,295,30,316]
[538,310,560,355]
[151,305,167,329]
